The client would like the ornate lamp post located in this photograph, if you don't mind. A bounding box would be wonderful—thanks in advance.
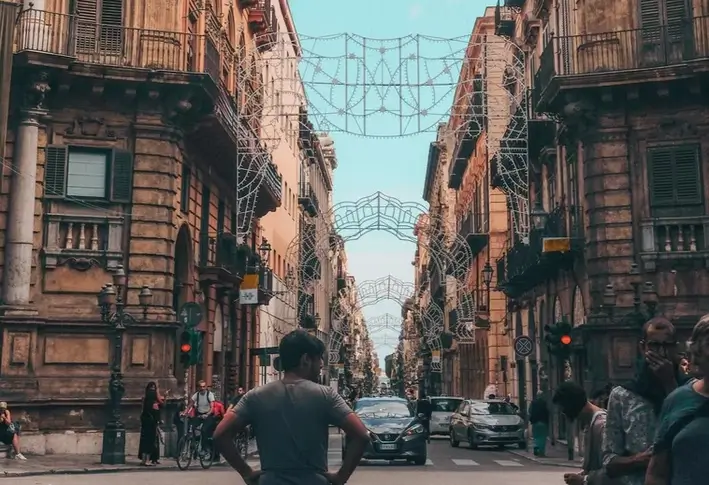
[97,265,152,465]
[258,240,272,267]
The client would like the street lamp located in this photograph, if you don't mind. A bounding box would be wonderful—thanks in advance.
[601,263,658,330]
[482,262,494,288]
[97,265,152,465]
[258,240,272,266]
[530,201,549,231]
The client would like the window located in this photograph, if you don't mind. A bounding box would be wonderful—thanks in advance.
[430,398,463,413]
[470,402,517,416]
[354,399,412,417]
[45,145,133,202]
[67,150,107,198]
[648,144,702,208]
[73,0,124,53]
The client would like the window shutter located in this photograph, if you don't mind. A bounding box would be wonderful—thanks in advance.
[110,149,133,203]
[99,0,124,53]
[640,0,662,42]
[44,146,68,198]
[664,0,689,41]
[673,145,701,205]
[648,147,675,206]
[76,0,99,52]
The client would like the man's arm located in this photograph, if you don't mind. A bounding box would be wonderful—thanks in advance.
[214,398,255,480]
[645,451,670,485]
[327,388,370,484]
[602,390,651,478]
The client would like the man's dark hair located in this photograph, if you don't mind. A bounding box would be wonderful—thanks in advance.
[279,330,325,371]
[590,388,607,400]
[552,381,587,418]
[642,316,676,340]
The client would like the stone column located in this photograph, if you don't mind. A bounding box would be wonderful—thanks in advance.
[3,108,44,307]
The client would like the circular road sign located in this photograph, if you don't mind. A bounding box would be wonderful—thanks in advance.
[179,302,203,328]
[514,335,534,358]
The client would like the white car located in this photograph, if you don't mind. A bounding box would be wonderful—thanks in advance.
[429,396,464,436]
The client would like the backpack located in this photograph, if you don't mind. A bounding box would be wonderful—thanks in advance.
[196,391,214,411]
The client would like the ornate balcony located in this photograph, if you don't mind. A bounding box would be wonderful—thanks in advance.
[640,216,709,272]
[497,206,579,296]
[298,182,319,217]
[255,1,278,52]
[533,17,709,112]
[248,0,271,36]
[198,233,251,286]
[238,0,258,7]
[449,75,484,190]
[459,212,489,255]
[494,2,515,38]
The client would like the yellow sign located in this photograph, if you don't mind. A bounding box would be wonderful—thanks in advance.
[542,237,571,253]
[240,273,259,289]
[431,350,441,364]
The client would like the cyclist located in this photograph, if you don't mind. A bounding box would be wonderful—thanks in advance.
[184,381,215,445]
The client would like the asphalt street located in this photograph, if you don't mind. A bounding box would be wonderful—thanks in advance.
[10,433,579,484]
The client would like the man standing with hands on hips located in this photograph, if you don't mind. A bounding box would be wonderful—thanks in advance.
[214,330,370,484]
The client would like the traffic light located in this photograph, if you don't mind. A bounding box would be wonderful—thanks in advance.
[178,328,203,366]
[179,330,192,365]
[544,320,573,357]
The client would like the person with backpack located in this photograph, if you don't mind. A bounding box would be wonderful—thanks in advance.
[645,316,709,485]
[186,380,216,439]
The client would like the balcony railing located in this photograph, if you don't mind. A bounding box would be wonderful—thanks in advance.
[16,10,205,73]
[641,216,709,253]
[198,233,250,283]
[460,212,489,255]
[534,17,709,108]
[298,182,319,217]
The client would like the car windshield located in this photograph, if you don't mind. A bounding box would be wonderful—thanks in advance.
[355,400,412,418]
[470,402,517,415]
[431,398,463,413]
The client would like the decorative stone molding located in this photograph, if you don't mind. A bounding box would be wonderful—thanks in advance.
[43,211,125,271]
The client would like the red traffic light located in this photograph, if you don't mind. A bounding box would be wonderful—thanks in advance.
[180,343,192,353]
[560,335,572,345]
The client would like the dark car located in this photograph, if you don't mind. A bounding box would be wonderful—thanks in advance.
[343,397,427,465]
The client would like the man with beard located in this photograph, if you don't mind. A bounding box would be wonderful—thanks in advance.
[214,330,370,485]
[602,317,682,485]
[554,381,617,485]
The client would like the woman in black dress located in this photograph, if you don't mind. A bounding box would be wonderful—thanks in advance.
[139,381,163,466]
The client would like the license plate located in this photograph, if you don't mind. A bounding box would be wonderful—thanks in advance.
[379,444,397,451]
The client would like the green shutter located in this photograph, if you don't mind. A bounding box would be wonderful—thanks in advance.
[110,149,133,203]
[99,0,123,53]
[640,0,662,42]
[649,147,676,206]
[180,164,190,213]
[75,0,99,52]
[44,145,68,198]
[673,145,701,205]
[664,0,689,41]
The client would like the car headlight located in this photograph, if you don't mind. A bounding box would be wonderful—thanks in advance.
[472,422,490,430]
[403,424,424,436]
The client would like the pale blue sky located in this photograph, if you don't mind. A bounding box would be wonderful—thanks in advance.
[289,0,489,365]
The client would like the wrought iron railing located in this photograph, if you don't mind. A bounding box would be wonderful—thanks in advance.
[534,17,709,103]
[460,212,488,235]
[16,10,205,73]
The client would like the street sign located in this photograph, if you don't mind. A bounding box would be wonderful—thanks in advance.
[514,335,534,358]
[240,273,259,305]
[179,302,203,328]
[431,350,441,364]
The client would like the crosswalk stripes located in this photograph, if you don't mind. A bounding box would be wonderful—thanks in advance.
[451,459,480,466]
[248,456,531,469]
[494,459,524,467]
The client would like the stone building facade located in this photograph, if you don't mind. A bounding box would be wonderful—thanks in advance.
[0,0,285,454]
[493,0,709,440]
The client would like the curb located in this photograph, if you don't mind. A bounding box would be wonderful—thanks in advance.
[507,449,582,468]
[1,447,260,478]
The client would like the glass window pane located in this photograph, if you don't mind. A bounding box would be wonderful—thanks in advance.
[67,151,107,198]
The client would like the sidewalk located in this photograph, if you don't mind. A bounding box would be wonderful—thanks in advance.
[0,441,258,478]
[508,441,583,468]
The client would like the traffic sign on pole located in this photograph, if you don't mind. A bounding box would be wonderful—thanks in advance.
[178,302,203,328]
[514,335,534,358]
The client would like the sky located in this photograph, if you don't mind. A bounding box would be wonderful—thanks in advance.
[289,0,490,366]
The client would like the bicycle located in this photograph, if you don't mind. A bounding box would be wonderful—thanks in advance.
[235,424,252,459]
[176,416,215,470]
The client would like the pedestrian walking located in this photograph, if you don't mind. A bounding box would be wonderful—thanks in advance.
[528,391,550,457]
[603,317,683,485]
[553,381,618,485]
[645,315,709,485]
[214,329,370,485]
[138,381,164,466]
[415,390,433,441]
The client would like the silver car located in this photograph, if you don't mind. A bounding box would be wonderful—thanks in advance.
[429,396,463,436]
[449,399,525,449]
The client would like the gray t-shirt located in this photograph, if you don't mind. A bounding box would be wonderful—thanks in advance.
[234,379,352,485]
[191,391,215,415]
